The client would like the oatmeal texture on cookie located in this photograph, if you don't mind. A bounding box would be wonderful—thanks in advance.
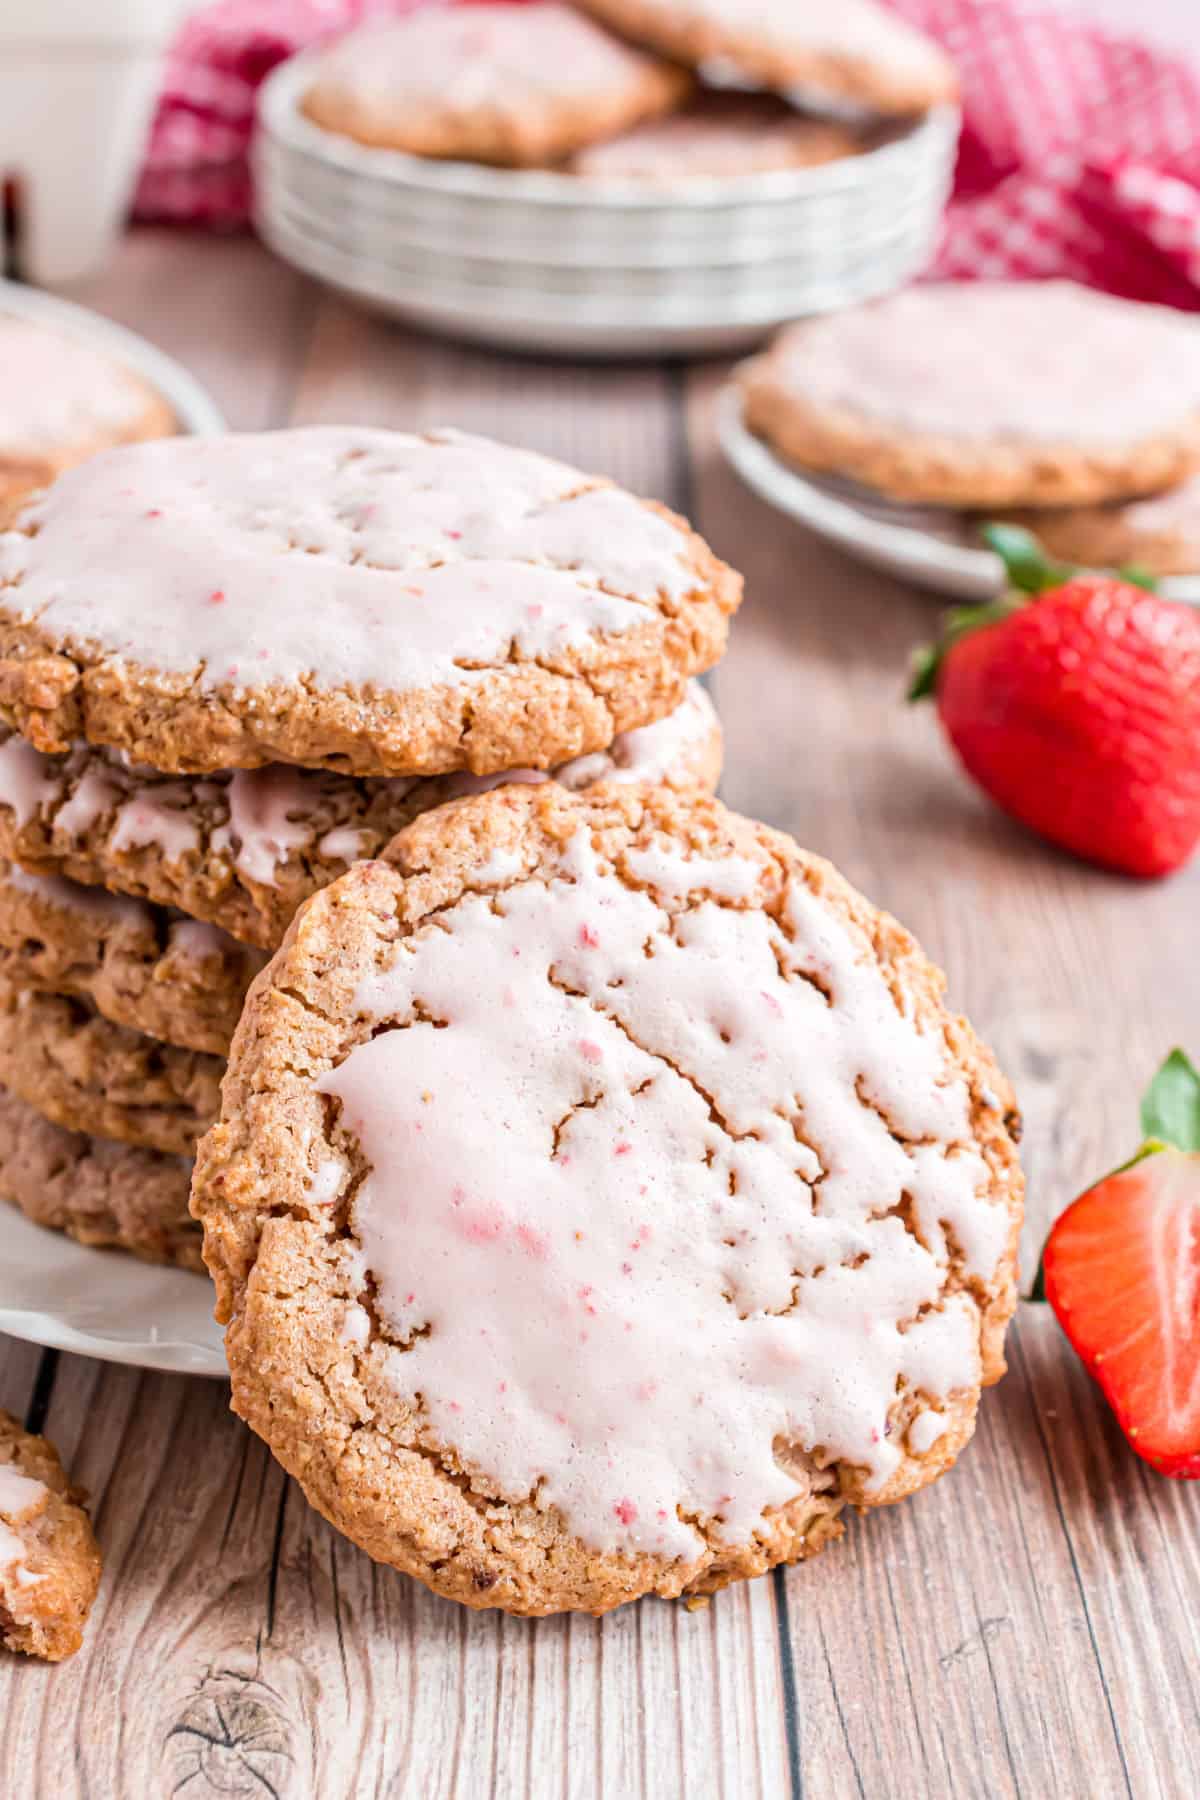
[741,283,1200,508]
[0,982,221,1155]
[575,0,957,114]
[0,682,720,949]
[194,784,1023,1616]
[0,1086,199,1267]
[0,860,264,1054]
[302,4,690,164]
[0,315,174,522]
[0,428,738,774]
[0,1409,102,1661]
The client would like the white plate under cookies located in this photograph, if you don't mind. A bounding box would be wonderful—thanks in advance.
[718,387,1200,604]
[0,1211,225,1376]
[254,49,959,356]
[0,290,224,1376]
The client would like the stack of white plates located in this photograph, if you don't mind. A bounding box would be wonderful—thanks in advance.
[255,51,960,358]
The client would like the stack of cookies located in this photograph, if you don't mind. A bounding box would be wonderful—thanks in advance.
[0,425,736,1273]
[300,1,958,182]
[740,280,1200,577]
[0,421,1028,1623]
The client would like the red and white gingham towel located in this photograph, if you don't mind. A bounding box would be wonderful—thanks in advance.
[134,0,1200,309]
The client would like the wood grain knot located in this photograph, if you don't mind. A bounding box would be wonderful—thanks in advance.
[162,1673,295,1798]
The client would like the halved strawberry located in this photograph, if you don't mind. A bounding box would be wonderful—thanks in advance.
[1039,1050,1200,1477]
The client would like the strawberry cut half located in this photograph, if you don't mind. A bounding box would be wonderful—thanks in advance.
[1039,1050,1200,1478]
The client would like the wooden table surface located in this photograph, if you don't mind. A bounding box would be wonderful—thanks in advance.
[2,232,1199,1800]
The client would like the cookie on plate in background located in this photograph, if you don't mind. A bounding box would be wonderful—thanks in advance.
[193,782,1023,1616]
[575,0,958,116]
[301,2,691,166]
[0,314,173,521]
[570,93,862,182]
[740,282,1200,509]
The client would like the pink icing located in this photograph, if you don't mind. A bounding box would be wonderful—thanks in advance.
[0,315,155,452]
[54,767,122,839]
[0,428,692,698]
[168,917,242,959]
[227,767,318,886]
[0,1462,45,1577]
[572,100,850,181]
[0,736,60,826]
[629,0,949,75]
[319,831,1005,1560]
[110,791,200,864]
[310,4,668,114]
[769,283,1200,446]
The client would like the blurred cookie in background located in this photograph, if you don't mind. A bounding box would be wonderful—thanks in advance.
[570,92,863,182]
[0,314,173,521]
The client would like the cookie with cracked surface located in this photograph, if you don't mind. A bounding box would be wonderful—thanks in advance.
[0,1409,102,1661]
[193,782,1023,1616]
[0,861,265,1055]
[302,3,689,165]
[0,1086,199,1268]
[0,681,721,950]
[740,283,1200,509]
[0,983,221,1155]
[575,0,957,115]
[570,94,861,182]
[0,314,174,525]
[0,428,737,774]
[996,473,1200,579]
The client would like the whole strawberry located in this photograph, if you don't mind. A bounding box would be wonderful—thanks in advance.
[1038,1050,1200,1478]
[910,527,1200,878]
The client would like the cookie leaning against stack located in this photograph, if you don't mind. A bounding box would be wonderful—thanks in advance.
[192,781,1023,1614]
[0,425,737,1267]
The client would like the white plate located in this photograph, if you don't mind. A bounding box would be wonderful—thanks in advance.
[0,1210,225,1376]
[256,192,940,358]
[0,276,226,437]
[718,387,1200,603]
[257,55,959,270]
[0,287,224,1376]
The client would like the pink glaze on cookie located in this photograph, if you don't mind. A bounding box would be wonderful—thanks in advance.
[0,428,694,696]
[0,737,59,827]
[0,317,158,451]
[318,831,1007,1559]
[766,283,1200,446]
[0,1465,46,1578]
[310,4,673,112]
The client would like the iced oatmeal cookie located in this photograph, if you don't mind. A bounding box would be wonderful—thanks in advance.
[570,94,860,182]
[0,682,720,949]
[193,782,1023,1616]
[0,428,739,775]
[0,1409,102,1661]
[0,314,174,523]
[0,983,221,1155]
[0,1087,199,1268]
[740,283,1200,509]
[301,4,690,165]
[575,0,957,116]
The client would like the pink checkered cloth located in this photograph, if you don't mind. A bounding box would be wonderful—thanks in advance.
[134,0,1200,308]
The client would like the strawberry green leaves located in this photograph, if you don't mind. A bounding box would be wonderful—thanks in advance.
[1140,1048,1200,1153]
